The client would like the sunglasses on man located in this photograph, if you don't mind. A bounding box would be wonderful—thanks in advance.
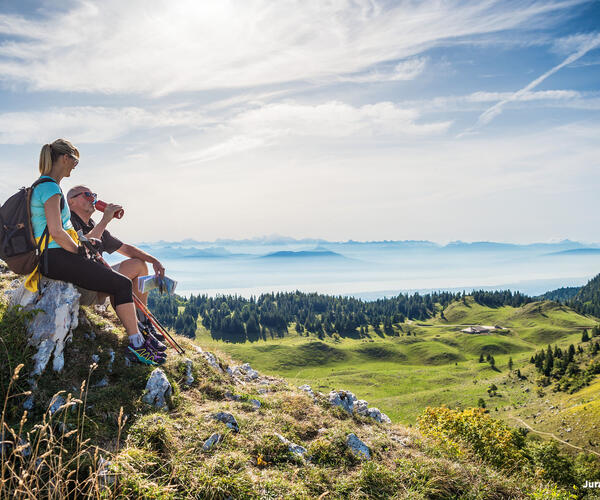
[70,191,97,202]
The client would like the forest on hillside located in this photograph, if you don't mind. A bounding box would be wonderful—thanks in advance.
[568,274,600,317]
[148,289,532,342]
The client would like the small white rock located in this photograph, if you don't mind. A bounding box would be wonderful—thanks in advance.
[346,433,370,460]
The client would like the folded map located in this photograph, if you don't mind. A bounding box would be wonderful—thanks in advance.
[138,274,178,295]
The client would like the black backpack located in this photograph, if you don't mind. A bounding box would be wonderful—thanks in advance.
[0,178,64,275]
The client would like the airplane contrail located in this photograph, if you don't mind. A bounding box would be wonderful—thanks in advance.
[462,33,600,135]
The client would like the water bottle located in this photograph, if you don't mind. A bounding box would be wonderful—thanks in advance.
[95,200,124,219]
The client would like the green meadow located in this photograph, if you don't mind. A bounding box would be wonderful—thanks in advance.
[195,297,597,425]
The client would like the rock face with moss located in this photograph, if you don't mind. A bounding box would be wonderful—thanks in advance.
[7,278,80,375]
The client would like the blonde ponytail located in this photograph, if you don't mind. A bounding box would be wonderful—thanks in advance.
[39,144,53,175]
[38,139,79,175]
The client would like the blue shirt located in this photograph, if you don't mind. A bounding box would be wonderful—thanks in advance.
[30,176,73,249]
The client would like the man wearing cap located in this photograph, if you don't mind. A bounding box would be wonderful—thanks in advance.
[66,185,165,308]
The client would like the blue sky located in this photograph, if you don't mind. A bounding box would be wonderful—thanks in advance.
[0,0,598,243]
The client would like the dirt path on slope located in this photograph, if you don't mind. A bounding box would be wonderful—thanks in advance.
[509,415,600,457]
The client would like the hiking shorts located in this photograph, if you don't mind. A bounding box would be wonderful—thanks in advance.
[77,262,122,306]
[41,249,133,306]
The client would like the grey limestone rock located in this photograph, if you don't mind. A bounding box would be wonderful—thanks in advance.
[7,278,80,375]
[83,331,96,341]
[367,407,392,423]
[202,433,221,451]
[354,399,369,416]
[328,390,357,413]
[23,396,34,411]
[142,369,172,410]
[201,352,223,372]
[107,349,115,373]
[298,384,315,399]
[328,390,391,423]
[224,391,242,401]
[241,363,259,380]
[274,433,307,457]
[212,412,239,432]
[93,376,109,389]
[228,362,260,381]
[249,399,261,408]
[183,358,194,386]
[97,456,116,487]
[346,433,370,460]
[48,395,66,416]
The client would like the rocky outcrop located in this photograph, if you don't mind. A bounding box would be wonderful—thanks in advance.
[7,278,80,375]
[329,390,391,424]
[328,390,357,413]
[228,362,259,381]
[142,369,172,410]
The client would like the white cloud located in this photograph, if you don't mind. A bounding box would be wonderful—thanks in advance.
[551,32,600,55]
[0,106,207,144]
[231,101,450,137]
[180,100,452,164]
[337,58,427,83]
[0,0,585,95]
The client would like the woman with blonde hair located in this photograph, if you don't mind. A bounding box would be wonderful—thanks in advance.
[28,139,165,366]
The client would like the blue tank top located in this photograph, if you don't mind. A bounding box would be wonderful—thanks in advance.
[30,176,73,249]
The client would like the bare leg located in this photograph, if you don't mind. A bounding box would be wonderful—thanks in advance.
[114,258,149,305]
[115,302,140,336]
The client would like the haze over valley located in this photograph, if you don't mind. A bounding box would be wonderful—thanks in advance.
[113,237,600,298]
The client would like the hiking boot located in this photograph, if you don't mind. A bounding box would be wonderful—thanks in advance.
[126,340,166,366]
[146,333,167,352]
[140,317,166,342]
[138,321,167,351]
[142,336,167,362]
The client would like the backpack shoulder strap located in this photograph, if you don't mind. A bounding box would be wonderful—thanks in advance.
[31,177,65,210]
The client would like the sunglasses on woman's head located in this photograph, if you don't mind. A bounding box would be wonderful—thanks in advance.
[71,191,97,201]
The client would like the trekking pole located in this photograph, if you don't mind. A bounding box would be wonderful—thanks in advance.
[131,295,186,355]
[77,231,186,355]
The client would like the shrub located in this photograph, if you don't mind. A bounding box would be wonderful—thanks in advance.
[417,406,526,469]
[525,441,576,487]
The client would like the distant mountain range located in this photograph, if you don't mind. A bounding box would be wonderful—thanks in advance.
[139,237,597,252]
[547,248,600,256]
[259,250,346,260]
